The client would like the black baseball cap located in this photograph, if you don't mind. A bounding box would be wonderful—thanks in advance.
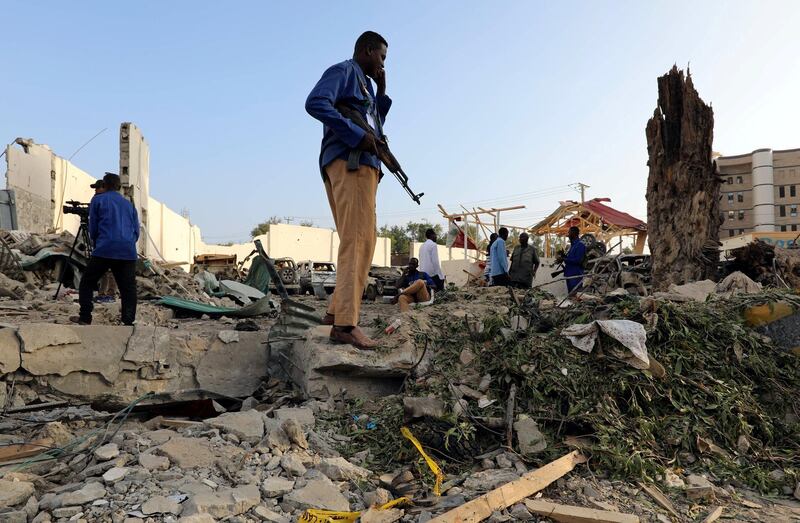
[89,180,105,189]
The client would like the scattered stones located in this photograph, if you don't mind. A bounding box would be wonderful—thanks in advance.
[513,415,546,454]
[280,453,307,477]
[360,507,404,523]
[206,410,265,444]
[101,467,129,484]
[218,330,239,344]
[0,480,35,508]
[363,488,391,508]
[262,419,291,452]
[93,443,120,461]
[317,456,370,481]
[138,452,170,471]
[281,418,308,449]
[182,484,260,519]
[252,506,289,523]
[52,506,82,519]
[60,482,106,506]
[159,437,240,469]
[261,477,295,498]
[142,495,183,516]
[662,469,685,489]
[284,476,349,512]
[273,407,315,428]
[686,474,715,501]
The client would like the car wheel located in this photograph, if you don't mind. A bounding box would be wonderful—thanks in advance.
[280,268,296,285]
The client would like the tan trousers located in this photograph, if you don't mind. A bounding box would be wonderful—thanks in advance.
[398,280,430,312]
[324,159,378,327]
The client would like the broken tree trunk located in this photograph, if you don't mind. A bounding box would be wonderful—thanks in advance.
[646,66,719,290]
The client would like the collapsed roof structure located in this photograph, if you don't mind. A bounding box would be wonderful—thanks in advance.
[531,197,648,256]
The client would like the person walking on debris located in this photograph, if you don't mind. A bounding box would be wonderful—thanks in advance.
[561,226,586,293]
[72,173,139,326]
[509,232,539,288]
[483,232,498,285]
[393,258,434,311]
[305,31,391,349]
[489,227,511,286]
[419,228,445,291]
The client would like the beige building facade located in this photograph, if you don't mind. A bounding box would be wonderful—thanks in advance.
[717,148,800,238]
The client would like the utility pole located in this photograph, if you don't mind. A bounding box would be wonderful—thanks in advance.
[572,182,590,203]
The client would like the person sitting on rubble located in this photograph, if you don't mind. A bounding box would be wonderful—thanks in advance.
[489,228,511,286]
[561,226,586,293]
[419,228,445,291]
[71,173,139,326]
[392,257,434,311]
[509,232,540,288]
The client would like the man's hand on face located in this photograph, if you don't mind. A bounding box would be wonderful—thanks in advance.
[357,132,379,155]
[374,67,386,96]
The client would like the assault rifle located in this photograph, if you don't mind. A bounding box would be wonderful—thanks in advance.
[335,103,423,205]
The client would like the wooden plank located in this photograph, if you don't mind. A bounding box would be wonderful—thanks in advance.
[637,482,679,519]
[428,451,587,523]
[0,438,54,463]
[701,506,723,523]
[524,499,640,523]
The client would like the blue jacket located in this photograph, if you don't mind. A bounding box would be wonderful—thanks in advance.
[399,270,434,289]
[88,191,139,261]
[306,59,392,175]
[489,237,508,277]
[564,240,586,291]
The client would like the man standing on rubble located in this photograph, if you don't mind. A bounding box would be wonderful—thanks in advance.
[509,232,539,288]
[563,226,586,293]
[72,173,139,326]
[419,228,445,291]
[305,31,391,349]
[489,227,510,286]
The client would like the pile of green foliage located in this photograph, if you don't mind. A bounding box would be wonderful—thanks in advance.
[324,289,800,494]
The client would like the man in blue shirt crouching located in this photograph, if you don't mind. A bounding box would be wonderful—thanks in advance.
[73,173,139,326]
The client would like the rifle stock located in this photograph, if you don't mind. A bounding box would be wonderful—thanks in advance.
[335,103,423,205]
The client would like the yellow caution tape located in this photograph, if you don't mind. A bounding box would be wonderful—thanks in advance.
[401,426,444,496]
[299,498,413,523]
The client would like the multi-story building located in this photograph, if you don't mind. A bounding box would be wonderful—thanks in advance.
[716,148,800,238]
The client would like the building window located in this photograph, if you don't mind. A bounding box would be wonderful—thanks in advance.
[780,186,786,198]
[792,185,797,198]
[792,205,798,217]
[736,176,743,184]
[738,210,744,220]
[737,192,743,203]
[727,193,733,204]
[780,205,786,217]
[793,225,798,232]
[781,225,787,232]
[729,229,734,237]
[728,211,735,220]
[727,176,733,184]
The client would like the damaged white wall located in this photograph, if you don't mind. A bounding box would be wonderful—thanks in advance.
[4,128,393,269]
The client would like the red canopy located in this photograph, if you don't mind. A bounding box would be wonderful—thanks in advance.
[451,229,479,250]
[582,198,647,231]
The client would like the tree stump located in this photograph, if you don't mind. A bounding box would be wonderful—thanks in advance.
[646,66,719,290]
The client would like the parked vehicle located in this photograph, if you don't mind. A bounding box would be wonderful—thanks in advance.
[297,261,337,295]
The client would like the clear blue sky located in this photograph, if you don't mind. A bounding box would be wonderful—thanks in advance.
[3,1,800,243]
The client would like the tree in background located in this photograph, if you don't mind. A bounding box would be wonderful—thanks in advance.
[299,219,314,227]
[250,216,286,237]
[379,221,446,254]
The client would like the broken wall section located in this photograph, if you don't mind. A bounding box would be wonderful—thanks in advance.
[120,123,150,256]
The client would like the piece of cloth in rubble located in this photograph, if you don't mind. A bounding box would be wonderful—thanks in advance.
[305,59,392,177]
[715,271,762,296]
[561,319,650,370]
[563,240,586,292]
[89,191,139,260]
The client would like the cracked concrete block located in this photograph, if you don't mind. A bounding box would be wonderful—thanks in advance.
[196,334,267,397]
[17,324,80,352]
[123,325,171,364]
[159,437,244,469]
[21,325,129,382]
[0,328,21,374]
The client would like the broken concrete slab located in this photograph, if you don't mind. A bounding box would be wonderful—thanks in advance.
[278,325,420,399]
[218,330,239,344]
[16,323,80,352]
[273,407,315,428]
[0,328,21,374]
[138,452,170,471]
[260,477,295,498]
[142,495,183,516]
[205,410,264,444]
[281,418,308,449]
[261,418,291,452]
[21,325,128,382]
[317,456,370,481]
[514,415,547,455]
[94,443,120,461]
[182,484,260,518]
[196,336,268,397]
[60,482,106,505]
[280,453,307,477]
[0,479,35,508]
[463,469,520,491]
[361,507,404,523]
[283,476,349,512]
[123,325,171,364]
[159,437,243,469]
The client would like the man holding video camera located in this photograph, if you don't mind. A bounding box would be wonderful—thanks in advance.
[72,172,139,326]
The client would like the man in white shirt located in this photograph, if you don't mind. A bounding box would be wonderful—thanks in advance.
[418,228,445,291]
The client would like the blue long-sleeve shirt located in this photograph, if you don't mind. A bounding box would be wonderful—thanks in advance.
[399,270,434,288]
[489,237,508,277]
[305,59,392,175]
[564,240,586,291]
[88,191,139,260]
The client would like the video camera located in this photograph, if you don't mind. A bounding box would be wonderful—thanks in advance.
[63,200,90,221]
